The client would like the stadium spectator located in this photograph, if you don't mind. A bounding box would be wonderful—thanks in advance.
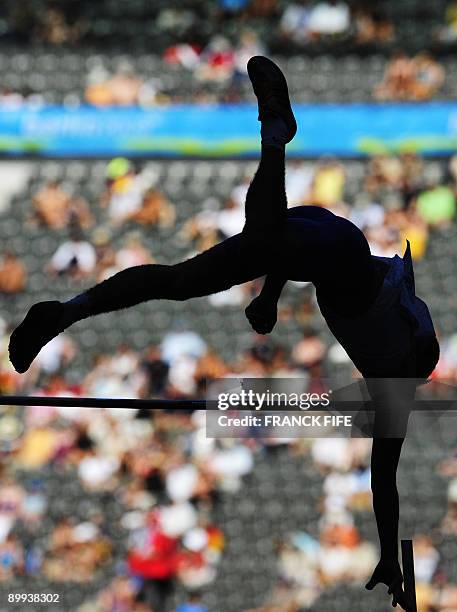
[229,176,250,208]
[47,226,97,280]
[177,593,209,612]
[375,52,445,101]
[32,181,93,230]
[161,327,207,366]
[364,155,405,193]
[215,196,244,239]
[308,0,350,38]
[34,334,75,375]
[132,187,176,227]
[83,345,146,399]
[353,6,395,45]
[107,66,144,106]
[195,36,235,83]
[128,512,180,610]
[164,43,201,70]
[365,216,401,257]
[286,160,314,206]
[156,6,199,40]
[415,183,456,227]
[0,478,25,542]
[413,52,446,100]
[0,251,27,293]
[208,283,247,307]
[43,518,112,582]
[102,160,146,225]
[279,1,311,44]
[374,51,417,100]
[0,534,24,581]
[80,576,143,612]
[394,206,429,260]
[142,346,170,396]
[436,1,457,42]
[0,86,44,109]
[161,328,208,396]
[400,152,426,206]
[96,232,154,282]
[85,64,143,107]
[310,157,346,208]
[37,5,86,45]
[179,198,221,252]
[232,29,266,81]
[32,180,71,228]
[218,0,250,14]
[412,536,440,584]
[115,232,153,267]
[292,330,326,370]
[32,181,92,230]
[194,350,229,389]
[78,449,120,491]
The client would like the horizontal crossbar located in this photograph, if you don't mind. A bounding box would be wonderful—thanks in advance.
[0,395,453,411]
[0,395,207,409]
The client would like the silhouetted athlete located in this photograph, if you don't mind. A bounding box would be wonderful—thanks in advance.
[9,57,439,611]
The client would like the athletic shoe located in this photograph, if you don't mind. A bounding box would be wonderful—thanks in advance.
[9,301,65,373]
[247,55,297,143]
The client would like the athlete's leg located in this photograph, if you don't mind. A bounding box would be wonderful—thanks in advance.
[238,56,296,263]
[365,378,415,611]
[9,56,297,374]
[9,133,289,375]
[241,146,287,258]
[8,234,266,373]
[77,234,262,314]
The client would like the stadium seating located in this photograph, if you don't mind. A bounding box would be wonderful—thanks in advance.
[1,50,457,103]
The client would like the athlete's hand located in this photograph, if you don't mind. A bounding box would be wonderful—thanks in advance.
[365,559,411,610]
[245,296,277,334]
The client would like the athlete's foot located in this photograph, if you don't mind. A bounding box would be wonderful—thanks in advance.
[9,301,65,373]
[247,56,297,144]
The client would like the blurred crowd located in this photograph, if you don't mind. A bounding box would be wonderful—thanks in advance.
[254,440,457,612]
[2,153,457,276]
[0,0,397,51]
[3,0,456,56]
[0,391,230,610]
[374,51,446,101]
[0,1,456,106]
[1,152,457,380]
[0,345,456,610]
[83,46,447,107]
[0,47,448,108]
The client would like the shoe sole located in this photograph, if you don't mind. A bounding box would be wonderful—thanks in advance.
[9,301,63,373]
[247,55,297,142]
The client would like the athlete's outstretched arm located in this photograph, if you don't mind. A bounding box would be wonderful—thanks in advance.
[365,378,415,611]
[245,274,287,334]
[261,274,288,303]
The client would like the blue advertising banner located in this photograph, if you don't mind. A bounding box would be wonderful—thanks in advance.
[1,102,457,157]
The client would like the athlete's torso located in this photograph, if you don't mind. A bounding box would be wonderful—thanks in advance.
[316,247,434,377]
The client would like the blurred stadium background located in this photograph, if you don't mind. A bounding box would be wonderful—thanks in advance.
[0,1,457,611]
